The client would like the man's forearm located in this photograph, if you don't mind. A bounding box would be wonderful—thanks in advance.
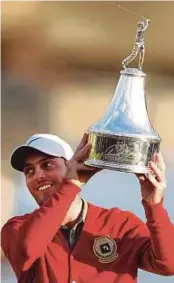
[139,200,174,275]
[2,181,80,271]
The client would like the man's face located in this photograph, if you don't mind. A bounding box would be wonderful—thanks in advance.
[23,152,67,205]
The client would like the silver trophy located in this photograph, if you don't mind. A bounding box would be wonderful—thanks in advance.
[85,18,161,174]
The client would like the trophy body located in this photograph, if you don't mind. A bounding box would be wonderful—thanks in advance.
[85,68,161,174]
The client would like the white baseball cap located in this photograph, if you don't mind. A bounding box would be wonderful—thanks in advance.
[10,134,74,171]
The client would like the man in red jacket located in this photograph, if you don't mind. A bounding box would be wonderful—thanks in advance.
[1,132,174,283]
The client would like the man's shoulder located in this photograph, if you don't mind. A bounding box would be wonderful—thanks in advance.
[87,202,143,225]
[87,202,122,220]
[88,201,126,215]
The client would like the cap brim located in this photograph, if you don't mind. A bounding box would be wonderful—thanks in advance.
[10,146,55,172]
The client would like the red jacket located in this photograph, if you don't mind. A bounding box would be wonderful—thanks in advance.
[1,182,174,283]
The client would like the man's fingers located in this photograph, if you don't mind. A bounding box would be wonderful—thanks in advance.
[145,172,159,188]
[148,161,163,182]
[74,143,91,161]
[156,152,166,172]
[75,133,89,152]
[136,173,146,183]
[152,151,158,163]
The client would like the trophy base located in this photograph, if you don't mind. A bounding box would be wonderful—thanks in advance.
[85,159,151,174]
[85,131,160,174]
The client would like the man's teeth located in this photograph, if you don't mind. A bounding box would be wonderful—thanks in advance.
[38,184,52,191]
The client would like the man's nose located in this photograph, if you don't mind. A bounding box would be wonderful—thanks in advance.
[34,167,46,181]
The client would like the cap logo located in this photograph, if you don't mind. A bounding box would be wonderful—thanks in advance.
[27,137,42,145]
[93,236,119,263]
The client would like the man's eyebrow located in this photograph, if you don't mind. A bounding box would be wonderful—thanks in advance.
[24,156,57,168]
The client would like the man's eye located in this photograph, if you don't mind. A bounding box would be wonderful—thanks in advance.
[42,161,54,169]
[24,168,34,176]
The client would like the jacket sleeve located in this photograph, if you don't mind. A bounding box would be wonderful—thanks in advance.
[1,181,80,274]
[136,200,174,276]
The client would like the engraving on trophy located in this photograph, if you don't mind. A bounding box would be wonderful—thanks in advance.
[85,131,160,173]
[102,137,149,165]
[104,140,141,164]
